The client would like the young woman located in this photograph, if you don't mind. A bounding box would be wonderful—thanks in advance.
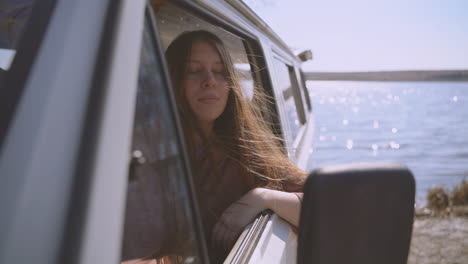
[165,30,307,262]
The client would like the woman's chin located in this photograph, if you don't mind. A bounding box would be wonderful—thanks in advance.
[194,109,224,123]
[196,115,220,123]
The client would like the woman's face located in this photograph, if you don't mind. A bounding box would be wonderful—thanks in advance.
[182,40,229,125]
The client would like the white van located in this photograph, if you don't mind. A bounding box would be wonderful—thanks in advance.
[0,1,416,264]
[0,0,315,263]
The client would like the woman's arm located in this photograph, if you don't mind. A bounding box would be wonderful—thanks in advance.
[262,188,302,227]
[211,188,302,250]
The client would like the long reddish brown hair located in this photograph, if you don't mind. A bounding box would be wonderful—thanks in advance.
[165,30,306,191]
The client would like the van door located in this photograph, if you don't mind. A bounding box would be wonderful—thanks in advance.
[0,1,208,263]
[119,4,209,264]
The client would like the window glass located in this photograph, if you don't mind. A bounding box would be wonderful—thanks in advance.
[0,0,35,71]
[273,57,302,141]
[155,3,255,100]
[120,14,201,264]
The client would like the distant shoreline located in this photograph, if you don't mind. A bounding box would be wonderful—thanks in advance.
[304,70,468,82]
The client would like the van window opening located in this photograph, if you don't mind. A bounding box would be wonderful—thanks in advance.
[273,57,305,143]
[154,3,255,101]
[154,1,284,143]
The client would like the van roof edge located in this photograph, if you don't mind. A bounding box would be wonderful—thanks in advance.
[203,0,298,60]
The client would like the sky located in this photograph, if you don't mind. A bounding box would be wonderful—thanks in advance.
[242,0,468,72]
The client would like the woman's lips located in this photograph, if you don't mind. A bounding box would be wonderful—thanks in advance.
[198,96,219,104]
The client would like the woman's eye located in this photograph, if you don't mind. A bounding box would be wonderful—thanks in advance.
[187,67,202,74]
[213,67,226,76]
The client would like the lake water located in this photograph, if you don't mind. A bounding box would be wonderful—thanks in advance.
[306,81,468,206]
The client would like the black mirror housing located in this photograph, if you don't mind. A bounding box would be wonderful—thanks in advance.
[297,163,415,264]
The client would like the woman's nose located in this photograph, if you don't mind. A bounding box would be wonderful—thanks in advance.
[202,71,216,88]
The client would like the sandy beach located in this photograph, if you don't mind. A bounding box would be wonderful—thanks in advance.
[408,209,468,264]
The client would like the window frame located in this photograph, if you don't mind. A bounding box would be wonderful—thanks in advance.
[290,66,309,121]
[243,38,286,143]
[0,0,58,149]
[271,53,308,152]
[299,69,312,112]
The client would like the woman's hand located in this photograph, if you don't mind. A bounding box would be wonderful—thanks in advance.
[211,188,270,251]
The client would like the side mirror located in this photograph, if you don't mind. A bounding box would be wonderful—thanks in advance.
[297,50,313,62]
[297,163,415,264]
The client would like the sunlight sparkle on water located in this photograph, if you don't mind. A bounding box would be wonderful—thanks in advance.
[373,120,379,129]
[309,81,468,207]
[346,139,353,150]
[389,141,400,149]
